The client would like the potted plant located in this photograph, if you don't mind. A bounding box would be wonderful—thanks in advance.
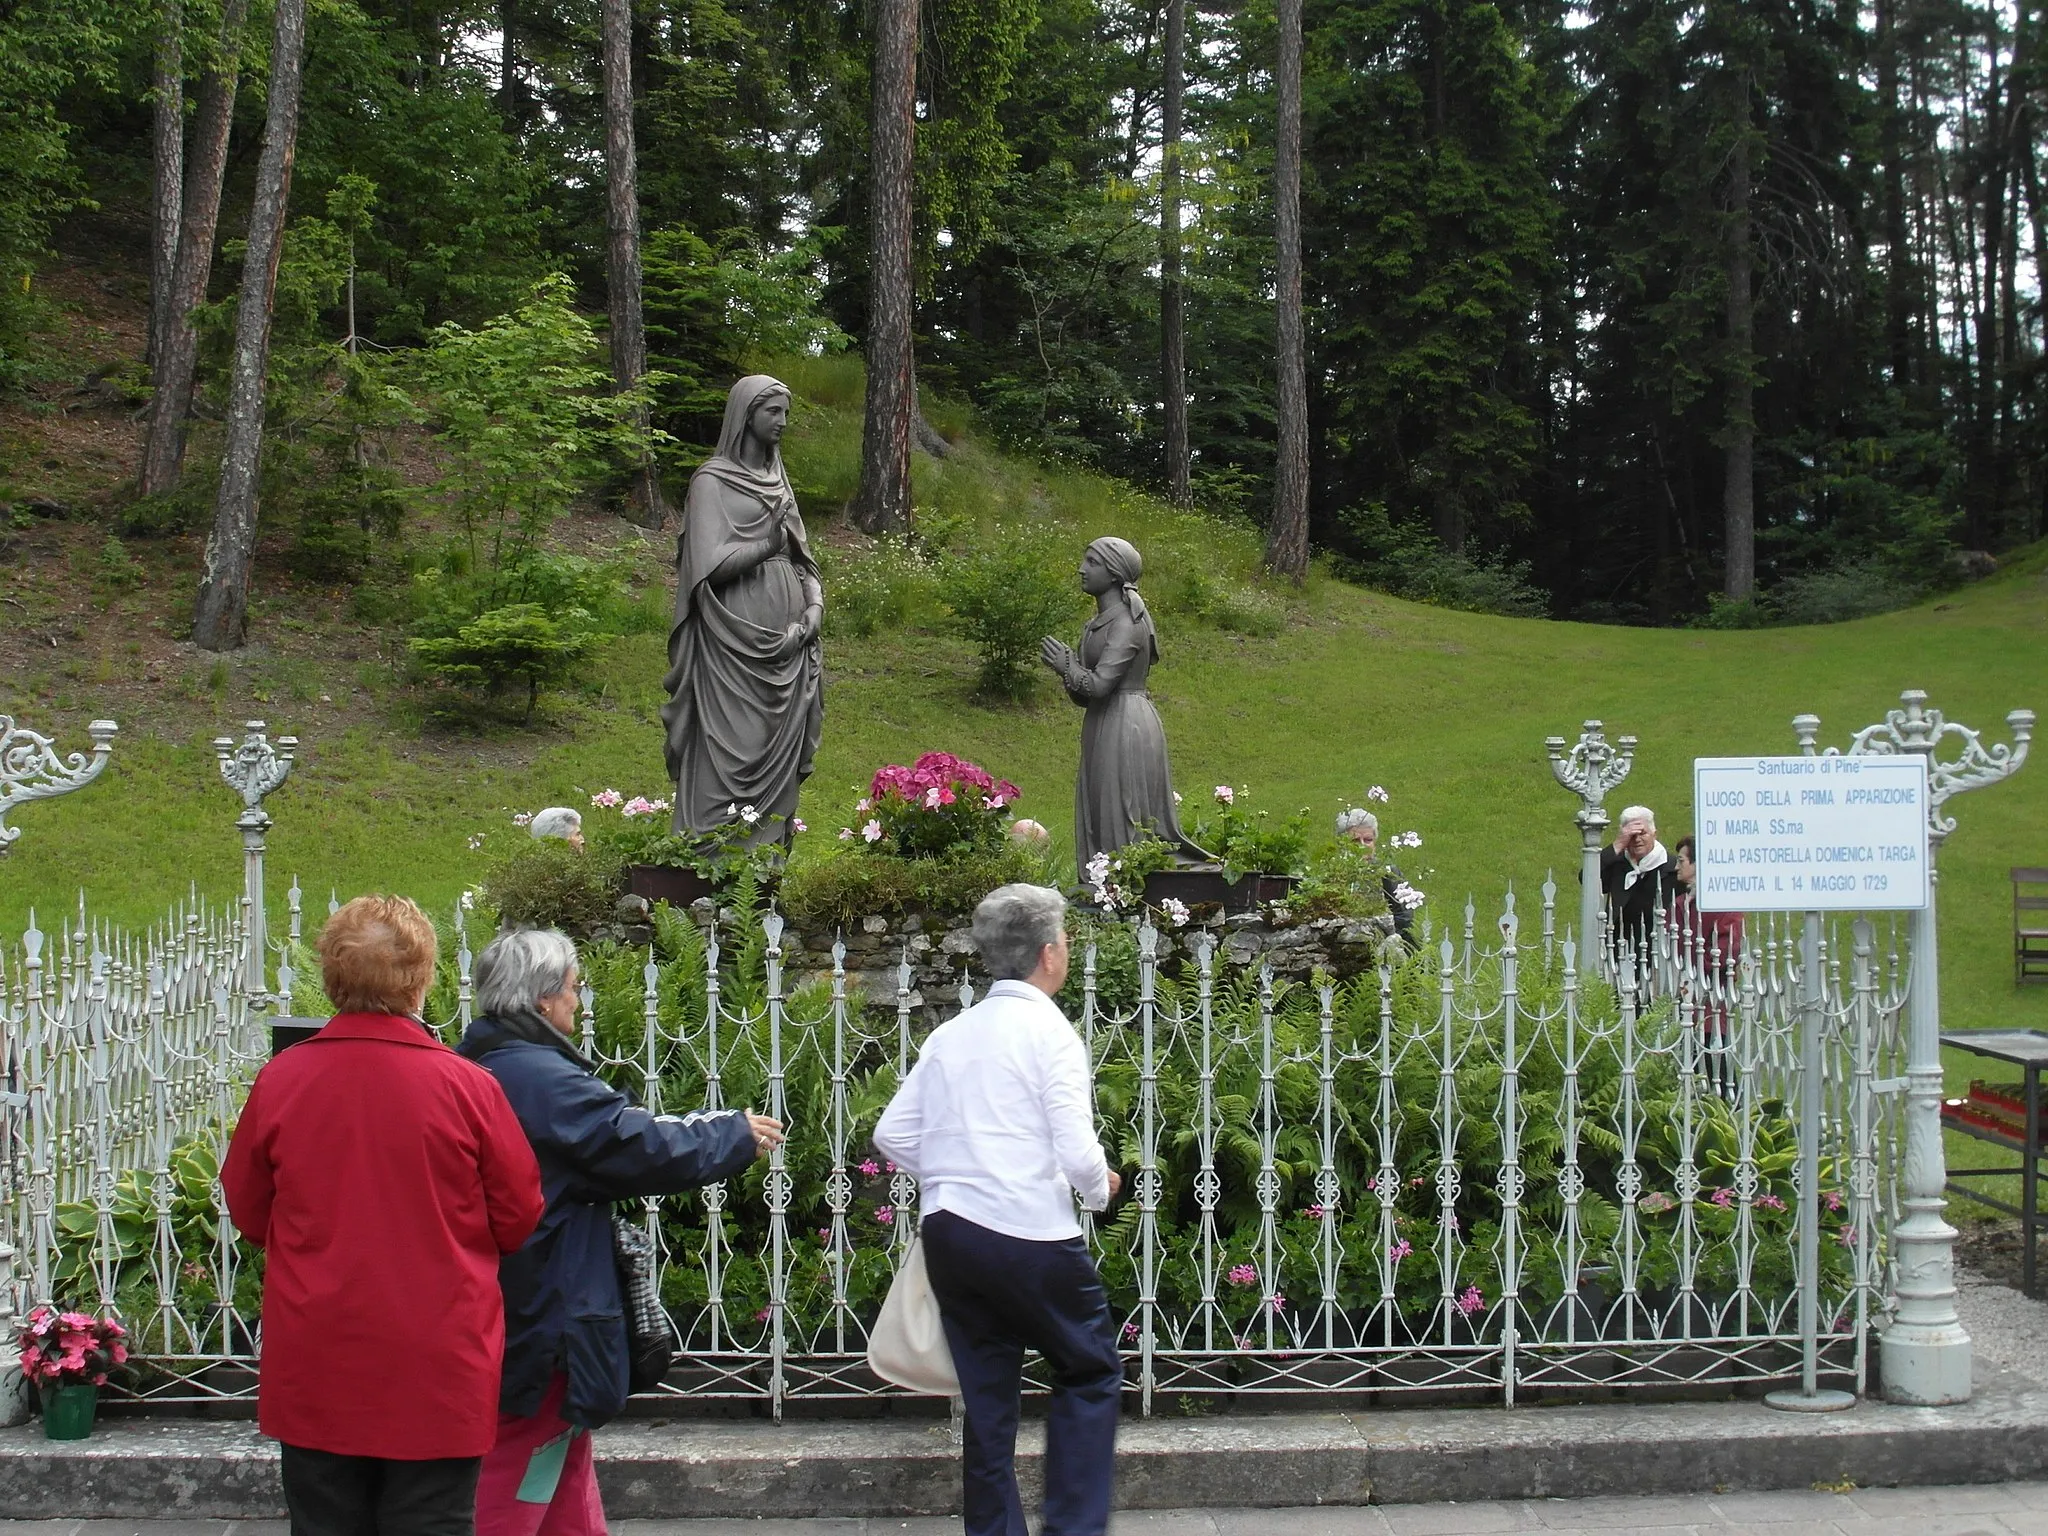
[585,790,795,906]
[1139,786,1312,913]
[17,1305,127,1439]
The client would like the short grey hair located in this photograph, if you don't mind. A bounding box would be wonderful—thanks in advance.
[530,806,582,841]
[1618,805,1655,832]
[474,928,580,1018]
[1336,807,1378,836]
[972,884,1067,981]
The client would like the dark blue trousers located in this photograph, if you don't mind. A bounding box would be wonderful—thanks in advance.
[920,1209,1123,1536]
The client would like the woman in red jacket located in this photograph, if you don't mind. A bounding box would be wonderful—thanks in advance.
[224,895,545,1536]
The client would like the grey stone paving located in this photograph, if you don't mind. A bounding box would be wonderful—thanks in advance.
[0,1484,2044,1536]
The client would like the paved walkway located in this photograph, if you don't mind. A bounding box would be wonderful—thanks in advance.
[6,1483,2046,1536]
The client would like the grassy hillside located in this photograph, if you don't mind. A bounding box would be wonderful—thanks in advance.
[4,353,2045,1078]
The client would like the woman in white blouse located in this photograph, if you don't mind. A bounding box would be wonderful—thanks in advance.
[875,883,1124,1536]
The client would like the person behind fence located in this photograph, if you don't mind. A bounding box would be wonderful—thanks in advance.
[528,807,585,851]
[1335,807,1415,945]
[223,895,546,1536]
[455,927,786,1536]
[874,883,1126,1536]
[1600,805,1675,962]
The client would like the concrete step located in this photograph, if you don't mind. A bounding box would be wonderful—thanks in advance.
[0,1374,2044,1522]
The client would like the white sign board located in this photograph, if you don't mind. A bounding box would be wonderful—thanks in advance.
[1692,755,1929,912]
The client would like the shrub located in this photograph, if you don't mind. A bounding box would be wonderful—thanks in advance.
[1159,567,1284,637]
[1769,560,1926,625]
[479,839,618,932]
[942,543,1083,700]
[853,751,1021,859]
[779,844,1044,928]
[1189,784,1313,879]
[409,603,597,720]
[1335,503,1550,618]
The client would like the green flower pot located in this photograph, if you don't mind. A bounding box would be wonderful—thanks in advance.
[39,1382,97,1441]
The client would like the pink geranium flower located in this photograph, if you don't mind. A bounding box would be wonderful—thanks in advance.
[1227,1262,1258,1287]
[1456,1285,1485,1317]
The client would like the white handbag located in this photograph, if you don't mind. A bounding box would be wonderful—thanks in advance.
[866,1233,960,1395]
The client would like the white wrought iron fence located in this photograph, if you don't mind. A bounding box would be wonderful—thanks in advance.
[1,878,1909,1413]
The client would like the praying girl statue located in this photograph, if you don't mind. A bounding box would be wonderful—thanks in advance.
[1039,536,1205,870]
[660,375,824,845]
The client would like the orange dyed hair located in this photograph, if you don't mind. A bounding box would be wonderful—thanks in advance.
[318,895,439,1017]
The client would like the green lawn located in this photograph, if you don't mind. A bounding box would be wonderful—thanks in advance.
[5,365,2046,1095]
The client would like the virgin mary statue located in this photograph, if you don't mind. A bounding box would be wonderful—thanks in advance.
[660,375,824,843]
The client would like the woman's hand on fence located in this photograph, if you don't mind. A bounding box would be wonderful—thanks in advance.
[746,1111,786,1158]
[1106,1167,1122,1200]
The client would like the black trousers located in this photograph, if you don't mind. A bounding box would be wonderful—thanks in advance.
[920,1209,1123,1536]
[280,1443,482,1536]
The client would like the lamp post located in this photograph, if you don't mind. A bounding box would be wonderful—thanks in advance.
[1546,721,1637,971]
[1799,690,2032,1406]
[214,722,297,1008]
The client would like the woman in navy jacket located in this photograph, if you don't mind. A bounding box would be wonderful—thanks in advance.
[458,927,783,1536]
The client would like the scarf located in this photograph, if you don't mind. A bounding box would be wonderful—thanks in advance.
[1623,840,1670,890]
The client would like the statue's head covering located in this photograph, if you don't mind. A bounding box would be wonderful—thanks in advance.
[1085,535,1157,662]
[694,375,794,505]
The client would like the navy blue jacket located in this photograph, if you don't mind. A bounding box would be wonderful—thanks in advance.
[456,1018,758,1429]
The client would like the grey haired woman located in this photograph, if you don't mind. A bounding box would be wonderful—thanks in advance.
[1038,536,1204,870]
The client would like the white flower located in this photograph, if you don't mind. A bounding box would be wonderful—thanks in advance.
[924,786,943,809]
[1214,785,1235,806]
[1367,785,1389,803]
[511,811,532,826]
[740,804,760,825]
[856,797,871,813]
[1173,791,1183,804]
[1392,881,1426,910]
[467,833,485,851]
[1085,851,1112,883]
[839,826,855,841]
[1394,830,1423,849]
[792,818,807,833]
[459,889,476,911]
[862,819,883,843]
[1160,897,1190,929]
[726,803,738,816]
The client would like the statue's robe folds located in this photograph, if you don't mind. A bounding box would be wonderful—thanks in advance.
[659,384,823,843]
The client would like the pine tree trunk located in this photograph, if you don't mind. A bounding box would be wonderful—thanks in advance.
[140,0,249,498]
[603,0,665,528]
[1160,0,1190,507]
[1722,123,1756,604]
[192,0,307,652]
[147,0,184,374]
[1877,0,1914,389]
[855,0,917,536]
[1264,0,1310,583]
[500,0,520,132]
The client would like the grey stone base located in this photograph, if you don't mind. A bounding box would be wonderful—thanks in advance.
[1,1376,2043,1521]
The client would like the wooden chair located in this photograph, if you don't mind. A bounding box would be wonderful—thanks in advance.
[2018,867,2048,984]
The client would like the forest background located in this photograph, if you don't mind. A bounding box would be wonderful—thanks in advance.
[6,0,2048,634]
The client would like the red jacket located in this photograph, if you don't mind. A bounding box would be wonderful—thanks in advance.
[223,1013,545,1459]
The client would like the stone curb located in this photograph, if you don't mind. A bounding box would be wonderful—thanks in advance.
[1,1379,2044,1520]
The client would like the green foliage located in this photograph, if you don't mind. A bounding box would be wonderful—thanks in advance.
[941,542,1085,701]
[51,1132,239,1301]
[1189,787,1313,881]
[407,603,598,721]
[779,844,1044,928]
[1336,503,1551,618]
[816,535,942,639]
[479,839,619,933]
[1158,567,1286,637]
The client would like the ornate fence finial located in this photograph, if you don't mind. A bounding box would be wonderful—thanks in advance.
[1546,720,1636,973]
[0,716,118,849]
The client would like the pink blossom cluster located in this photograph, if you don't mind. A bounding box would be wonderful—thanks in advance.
[16,1305,127,1387]
[1388,1239,1413,1262]
[869,752,1019,810]
[1455,1284,1485,1317]
[1226,1262,1259,1288]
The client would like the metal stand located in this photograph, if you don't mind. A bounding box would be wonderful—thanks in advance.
[1546,720,1636,979]
[214,722,297,1009]
[1765,911,1855,1414]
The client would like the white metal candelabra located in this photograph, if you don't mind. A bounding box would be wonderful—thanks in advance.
[0,716,117,850]
[1546,720,1636,970]
[215,721,297,1008]
[1796,690,2032,1405]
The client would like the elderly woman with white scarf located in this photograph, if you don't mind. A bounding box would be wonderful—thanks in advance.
[1599,804,1675,967]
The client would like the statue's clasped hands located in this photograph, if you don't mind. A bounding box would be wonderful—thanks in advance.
[1039,635,1074,677]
